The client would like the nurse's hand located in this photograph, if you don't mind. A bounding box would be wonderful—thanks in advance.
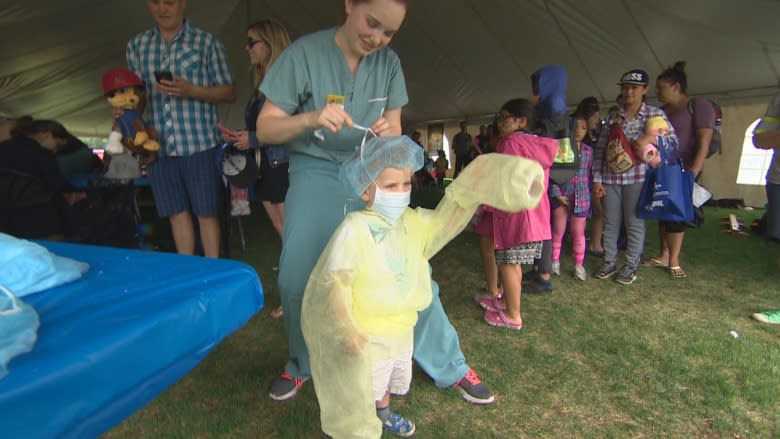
[313,103,354,133]
[370,117,392,136]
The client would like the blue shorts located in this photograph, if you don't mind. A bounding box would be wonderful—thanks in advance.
[148,149,221,218]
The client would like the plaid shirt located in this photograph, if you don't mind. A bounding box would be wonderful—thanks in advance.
[550,143,593,215]
[127,20,233,156]
[592,102,675,185]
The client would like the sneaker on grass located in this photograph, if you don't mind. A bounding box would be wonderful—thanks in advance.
[573,264,588,281]
[453,368,495,404]
[268,371,307,401]
[594,262,617,279]
[752,309,780,324]
[615,264,638,285]
[523,277,553,294]
[380,411,416,437]
[521,269,542,285]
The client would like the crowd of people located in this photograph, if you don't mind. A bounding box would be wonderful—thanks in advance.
[2,0,779,437]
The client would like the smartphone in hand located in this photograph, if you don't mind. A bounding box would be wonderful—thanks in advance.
[154,70,173,83]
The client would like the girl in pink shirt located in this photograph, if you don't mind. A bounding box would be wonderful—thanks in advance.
[478,98,558,330]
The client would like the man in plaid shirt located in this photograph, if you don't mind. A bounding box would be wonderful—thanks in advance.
[127,0,236,257]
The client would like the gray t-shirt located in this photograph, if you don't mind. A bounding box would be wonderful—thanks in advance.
[260,27,408,164]
[753,94,780,184]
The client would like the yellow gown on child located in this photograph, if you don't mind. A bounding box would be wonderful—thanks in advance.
[301,154,545,439]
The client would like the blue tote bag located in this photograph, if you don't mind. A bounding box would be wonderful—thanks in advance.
[636,136,694,222]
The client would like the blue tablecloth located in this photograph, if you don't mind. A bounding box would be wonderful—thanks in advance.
[0,242,264,439]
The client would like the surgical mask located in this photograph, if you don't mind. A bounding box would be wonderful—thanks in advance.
[371,185,410,224]
[0,285,40,380]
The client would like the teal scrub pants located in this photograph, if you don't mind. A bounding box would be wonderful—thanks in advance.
[278,155,469,388]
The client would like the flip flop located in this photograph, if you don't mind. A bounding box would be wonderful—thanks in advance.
[483,309,523,330]
[669,266,687,278]
[641,257,668,267]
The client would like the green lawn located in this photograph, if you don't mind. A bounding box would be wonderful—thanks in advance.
[105,191,779,438]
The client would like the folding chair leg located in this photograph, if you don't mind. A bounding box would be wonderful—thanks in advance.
[235,216,246,252]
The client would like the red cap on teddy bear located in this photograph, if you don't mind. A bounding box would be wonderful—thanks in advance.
[101,68,144,96]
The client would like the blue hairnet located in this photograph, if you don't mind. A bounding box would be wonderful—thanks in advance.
[340,135,424,197]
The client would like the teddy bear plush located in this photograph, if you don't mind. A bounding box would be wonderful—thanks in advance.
[101,68,159,165]
[638,116,669,168]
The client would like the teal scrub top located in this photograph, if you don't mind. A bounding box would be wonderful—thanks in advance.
[260,27,408,163]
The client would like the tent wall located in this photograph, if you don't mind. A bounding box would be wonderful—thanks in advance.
[704,101,768,208]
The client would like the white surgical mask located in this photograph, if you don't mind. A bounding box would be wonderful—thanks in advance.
[371,185,410,224]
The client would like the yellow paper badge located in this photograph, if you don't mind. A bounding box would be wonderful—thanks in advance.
[327,94,345,109]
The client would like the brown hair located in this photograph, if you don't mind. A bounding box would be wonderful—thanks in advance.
[248,19,292,97]
[10,116,70,140]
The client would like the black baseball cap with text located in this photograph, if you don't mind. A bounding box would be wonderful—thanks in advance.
[617,69,649,86]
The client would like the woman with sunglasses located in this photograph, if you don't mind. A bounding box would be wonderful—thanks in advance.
[218,20,291,318]
[257,0,494,425]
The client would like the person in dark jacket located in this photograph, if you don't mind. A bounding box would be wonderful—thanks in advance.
[0,116,85,239]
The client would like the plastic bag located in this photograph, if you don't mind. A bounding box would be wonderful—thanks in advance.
[0,285,40,380]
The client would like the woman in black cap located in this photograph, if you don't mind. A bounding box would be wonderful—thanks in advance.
[590,70,676,285]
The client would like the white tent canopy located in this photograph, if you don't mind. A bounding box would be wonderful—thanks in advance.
[2,0,778,205]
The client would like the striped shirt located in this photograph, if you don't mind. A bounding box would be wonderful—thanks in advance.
[550,143,593,215]
[593,102,675,185]
[126,20,234,157]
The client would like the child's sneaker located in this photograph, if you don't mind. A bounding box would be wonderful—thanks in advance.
[268,371,307,401]
[381,411,416,437]
[752,309,780,324]
[594,262,617,279]
[574,264,588,281]
[551,260,561,275]
[615,264,638,285]
[453,368,495,404]
[523,277,553,294]
[521,269,541,285]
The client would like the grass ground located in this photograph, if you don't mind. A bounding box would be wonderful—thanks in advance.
[105,189,779,438]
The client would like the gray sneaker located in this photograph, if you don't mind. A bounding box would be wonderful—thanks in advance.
[453,368,495,404]
[573,265,587,281]
[594,262,617,279]
[615,264,638,285]
[268,371,307,401]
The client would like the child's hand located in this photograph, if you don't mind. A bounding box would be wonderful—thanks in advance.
[556,196,569,206]
[592,182,605,199]
[341,332,367,355]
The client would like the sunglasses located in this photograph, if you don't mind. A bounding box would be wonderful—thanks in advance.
[495,113,514,123]
[246,37,264,48]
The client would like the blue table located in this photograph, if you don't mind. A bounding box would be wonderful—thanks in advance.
[0,242,264,438]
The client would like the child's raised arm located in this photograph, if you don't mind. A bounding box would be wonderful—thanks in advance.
[416,153,545,259]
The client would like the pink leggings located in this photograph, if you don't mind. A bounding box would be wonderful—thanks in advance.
[551,206,587,265]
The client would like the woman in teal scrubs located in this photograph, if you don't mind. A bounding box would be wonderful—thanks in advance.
[258,0,494,405]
